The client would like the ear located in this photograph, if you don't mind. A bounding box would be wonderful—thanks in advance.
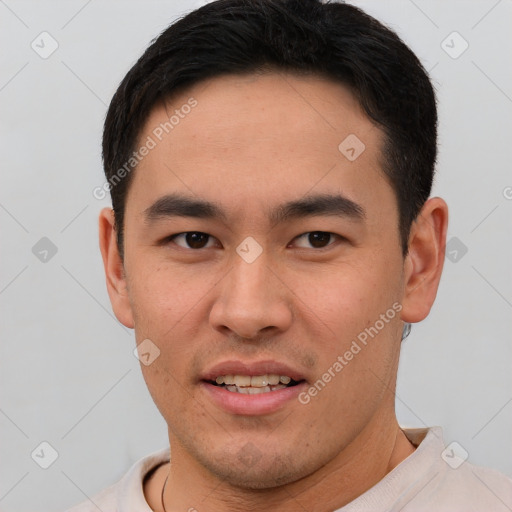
[98,207,134,328]
[401,197,449,323]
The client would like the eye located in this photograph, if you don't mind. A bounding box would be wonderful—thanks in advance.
[292,231,341,249]
[164,231,342,251]
[167,231,218,250]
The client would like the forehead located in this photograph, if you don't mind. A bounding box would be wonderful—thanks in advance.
[128,72,393,223]
[144,71,371,150]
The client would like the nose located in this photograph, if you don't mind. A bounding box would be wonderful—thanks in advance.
[209,251,293,340]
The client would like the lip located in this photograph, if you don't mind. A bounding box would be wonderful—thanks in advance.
[201,380,308,415]
[200,359,307,382]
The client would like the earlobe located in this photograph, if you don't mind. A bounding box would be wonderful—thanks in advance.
[98,207,135,329]
[400,197,448,324]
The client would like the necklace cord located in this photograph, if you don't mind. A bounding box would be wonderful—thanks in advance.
[161,473,169,512]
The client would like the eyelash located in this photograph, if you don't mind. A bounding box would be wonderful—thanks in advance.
[164,231,344,251]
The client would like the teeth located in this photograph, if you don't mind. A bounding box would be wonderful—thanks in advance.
[225,384,287,394]
[246,386,271,394]
[234,375,252,387]
[214,374,293,387]
[268,374,280,385]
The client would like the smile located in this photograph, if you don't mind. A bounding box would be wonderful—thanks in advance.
[209,374,301,394]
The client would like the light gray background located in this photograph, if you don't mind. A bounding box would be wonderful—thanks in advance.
[1,1,511,511]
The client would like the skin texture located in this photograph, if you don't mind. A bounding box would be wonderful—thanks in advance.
[99,72,448,512]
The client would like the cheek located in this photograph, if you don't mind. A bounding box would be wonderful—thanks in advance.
[293,257,402,393]
[127,259,208,328]
[127,260,221,380]
[138,361,194,425]
[294,260,395,337]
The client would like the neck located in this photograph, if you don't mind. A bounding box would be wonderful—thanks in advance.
[146,411,416,512]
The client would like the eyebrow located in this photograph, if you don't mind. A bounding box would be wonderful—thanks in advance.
[143,192,365,225]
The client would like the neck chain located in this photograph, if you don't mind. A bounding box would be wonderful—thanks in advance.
[161,473,169,512]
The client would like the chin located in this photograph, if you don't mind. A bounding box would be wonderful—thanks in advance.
[203,451,313,490]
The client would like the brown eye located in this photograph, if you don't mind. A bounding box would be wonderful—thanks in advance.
[293,231,339,249]
[308,232,332,248]
[169,232,215,249]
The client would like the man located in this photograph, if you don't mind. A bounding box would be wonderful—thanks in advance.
[67,0,512,510]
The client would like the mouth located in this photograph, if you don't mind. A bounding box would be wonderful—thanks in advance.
[205,374,305,394]
[200,360,308,415]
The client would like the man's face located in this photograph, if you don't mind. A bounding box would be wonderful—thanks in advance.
[120,72,407,488]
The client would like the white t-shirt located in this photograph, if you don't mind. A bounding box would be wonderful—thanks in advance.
[64,426,512,511]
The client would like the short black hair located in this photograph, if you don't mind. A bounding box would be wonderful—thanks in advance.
[102,0,437,260]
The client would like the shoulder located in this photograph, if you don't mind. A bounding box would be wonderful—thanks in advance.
[63,482,119,512]
[424,460,512,511]
[403,427,512,511]
[61,447,171,512]
[352,427,512,512]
